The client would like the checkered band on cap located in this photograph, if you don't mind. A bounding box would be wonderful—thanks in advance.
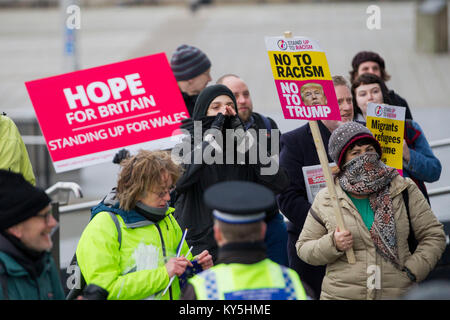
[170,44,211,81]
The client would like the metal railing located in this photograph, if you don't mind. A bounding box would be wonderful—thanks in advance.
[428,186,450,197]
[23,134,450,213]
[59,200,100,213]
[21,133,450,277]
[45,182,83,271]
[429,138,450,149]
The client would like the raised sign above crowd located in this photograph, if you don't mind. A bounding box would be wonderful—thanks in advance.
[265,35,341,121]
[25,53,188,173]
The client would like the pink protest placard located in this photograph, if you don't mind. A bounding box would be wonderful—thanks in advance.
[265,36,341,121]
[274,79,340,120]
[25,53,188,173]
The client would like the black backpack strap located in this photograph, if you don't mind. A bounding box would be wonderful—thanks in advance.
[402,188,410,220]
[108,212,122,250]
[0,261,9,300]
[402,188,418,253]
[308,207,326,228]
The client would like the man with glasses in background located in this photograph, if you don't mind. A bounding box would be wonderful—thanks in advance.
[0,170,64,300]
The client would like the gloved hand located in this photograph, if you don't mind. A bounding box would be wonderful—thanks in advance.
[229,114,244,130]
[178,260,204,289]
[210,113,225,130]
[112,148,130,164]
[180,118,194,132]
[204,114,225,152]
[80,284,109,300]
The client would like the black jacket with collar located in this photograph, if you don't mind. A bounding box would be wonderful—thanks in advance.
[277,120,332,235]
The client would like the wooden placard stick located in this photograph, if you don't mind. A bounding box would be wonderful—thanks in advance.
[309,121,356,264]
[283,31,356,264]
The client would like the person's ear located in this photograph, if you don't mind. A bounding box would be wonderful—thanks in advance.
[7,224,23,239]
[213,223,224,245]
[260,222,267,240]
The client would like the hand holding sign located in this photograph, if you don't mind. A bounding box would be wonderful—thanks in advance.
[334,226,354,252]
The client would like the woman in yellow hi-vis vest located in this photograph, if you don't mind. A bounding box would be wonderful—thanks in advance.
[181,181,310,300]
[76,150,213,300]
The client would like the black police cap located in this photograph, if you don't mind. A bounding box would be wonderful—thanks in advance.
[203,181,275,224]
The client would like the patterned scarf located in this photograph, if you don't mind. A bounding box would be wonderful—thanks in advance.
[339,152,401,268]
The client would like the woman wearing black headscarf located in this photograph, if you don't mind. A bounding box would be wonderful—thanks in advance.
[173,84,289,262]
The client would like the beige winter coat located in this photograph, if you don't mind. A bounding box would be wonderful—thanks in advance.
[296,175,446,300]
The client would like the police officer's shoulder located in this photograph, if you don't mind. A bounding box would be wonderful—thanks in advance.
[203,181,275,223]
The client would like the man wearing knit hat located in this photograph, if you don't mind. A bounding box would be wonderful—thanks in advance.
[349,51,413,120]
[0,170,64,300]
[170,44,212,117]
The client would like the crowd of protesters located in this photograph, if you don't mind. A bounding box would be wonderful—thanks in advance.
[0,45,448,300]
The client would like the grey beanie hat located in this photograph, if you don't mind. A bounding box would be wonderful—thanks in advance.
[328,122,381,168]
[170,44,211,81]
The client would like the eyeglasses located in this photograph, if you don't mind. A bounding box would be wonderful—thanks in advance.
[151,186,175,199]
[35,209,54,224]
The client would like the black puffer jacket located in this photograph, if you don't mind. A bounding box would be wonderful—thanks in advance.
[173,85,289,261]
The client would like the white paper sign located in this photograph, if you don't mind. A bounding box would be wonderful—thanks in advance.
[302,163,336,204]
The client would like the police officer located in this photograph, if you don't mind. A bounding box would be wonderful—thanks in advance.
[181,181,310,300]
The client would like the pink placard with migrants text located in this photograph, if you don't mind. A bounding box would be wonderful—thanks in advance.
[25,53,188,173]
